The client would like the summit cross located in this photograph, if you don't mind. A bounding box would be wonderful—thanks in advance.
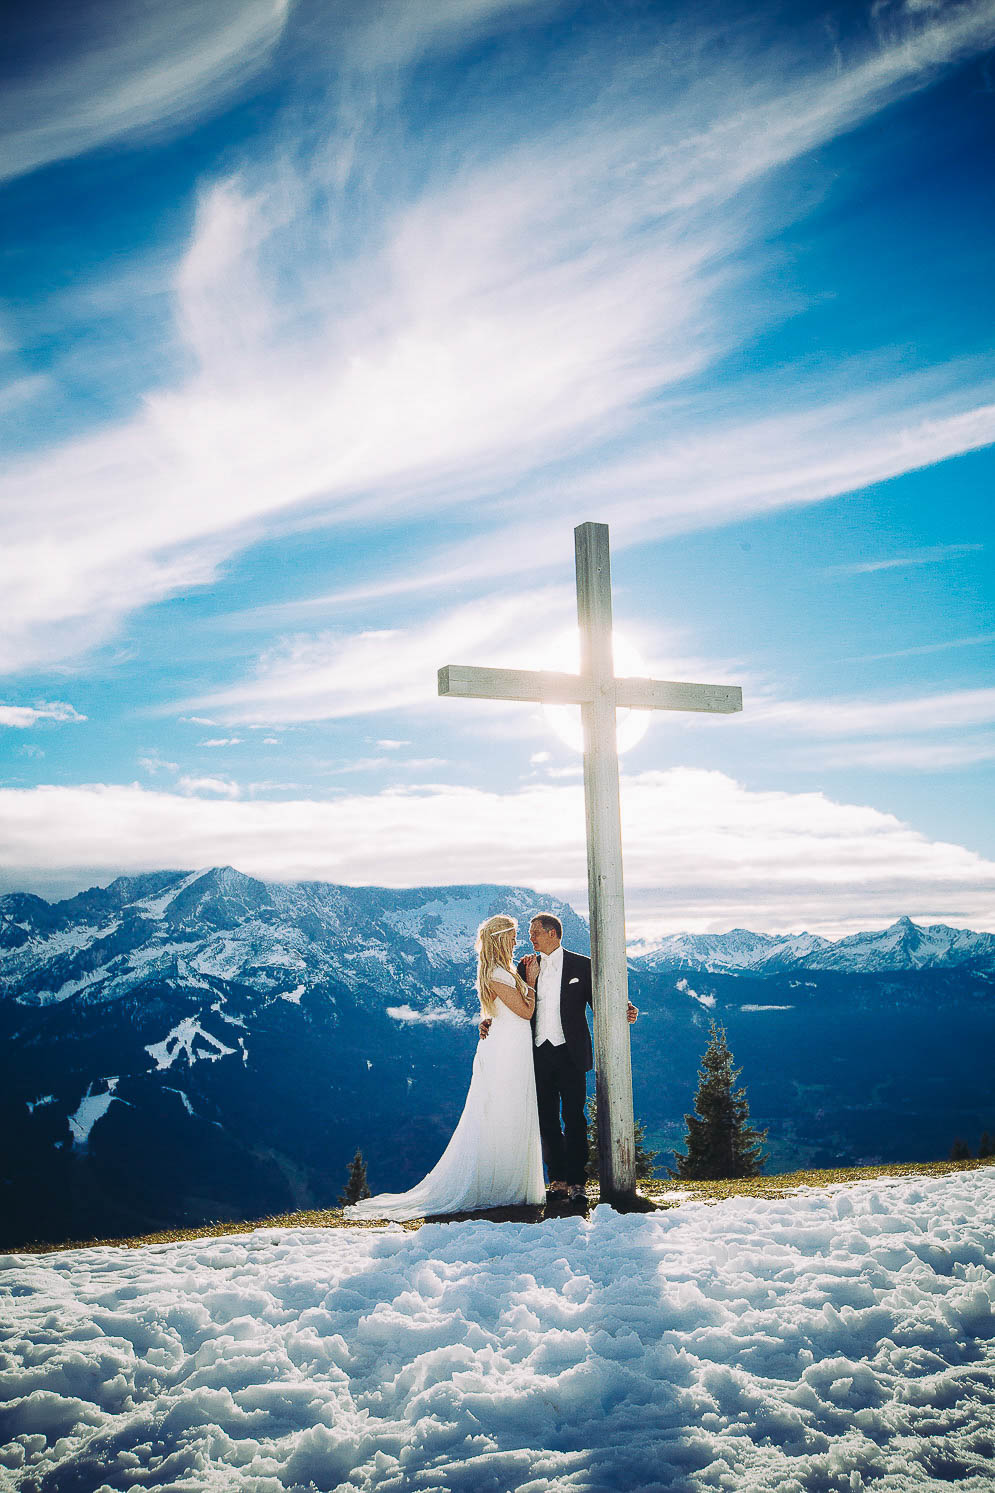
[438,521,742,1209]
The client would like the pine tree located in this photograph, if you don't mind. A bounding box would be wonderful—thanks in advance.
[978,1131,995,1159]
[670,1020,767,1180]
[585,1097,659,1184]
[338,1149,371,1205]
[949,1137,972,1162]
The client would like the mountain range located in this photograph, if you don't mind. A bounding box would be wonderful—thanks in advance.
[630,915,995,974]
[2,867,993,1247]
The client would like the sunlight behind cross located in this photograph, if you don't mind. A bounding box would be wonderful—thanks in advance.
[542,628,651,754]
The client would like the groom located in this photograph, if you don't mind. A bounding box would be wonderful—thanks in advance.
[519,914,638,1205]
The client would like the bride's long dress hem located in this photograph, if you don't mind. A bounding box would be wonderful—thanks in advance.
[344,971,544,1222]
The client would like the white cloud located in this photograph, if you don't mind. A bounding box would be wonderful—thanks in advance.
[0,701,85,729]
[0,0,292,185]
[1,770,993,937]
[137,751,179,776]
[176,775,241,798]
[199,737,243,747]
[2,3,995,672]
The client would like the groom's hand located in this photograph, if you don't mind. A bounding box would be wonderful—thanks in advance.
[627,1001,639,1024]
[479,1017,492,1040]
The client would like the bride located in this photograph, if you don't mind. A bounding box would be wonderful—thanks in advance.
[344,914,545,1220]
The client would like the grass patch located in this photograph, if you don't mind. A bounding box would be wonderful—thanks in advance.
[640,1156,994,1203]
[7,1158,991,1256]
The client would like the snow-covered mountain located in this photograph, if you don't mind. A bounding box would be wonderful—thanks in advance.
[0,866,589,1010]
[4,870,991,1005]
[629,915,995,974]
[2,868,994,1249]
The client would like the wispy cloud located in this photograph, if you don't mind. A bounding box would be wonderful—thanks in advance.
[830,543,984,575]
[815,735,995,771]
[1,769,992,936]
[749,686,995,738]
[0,701,85,729]
[0,0,292,185]
[3,1,995,672]
[846,632,995,662]
[326,756,448,774]
[183,589,577,724]
[341,0,549,71]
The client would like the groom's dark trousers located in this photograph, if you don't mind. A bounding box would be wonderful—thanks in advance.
[518,948,594,1187]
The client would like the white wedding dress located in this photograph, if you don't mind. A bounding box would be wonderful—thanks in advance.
[345,967,544,1220]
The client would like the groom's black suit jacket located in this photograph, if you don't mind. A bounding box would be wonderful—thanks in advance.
[517,948,594,1073]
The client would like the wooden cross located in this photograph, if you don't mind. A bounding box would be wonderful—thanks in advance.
[438,521,742,1208]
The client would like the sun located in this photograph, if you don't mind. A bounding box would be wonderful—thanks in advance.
[541,629,652,755]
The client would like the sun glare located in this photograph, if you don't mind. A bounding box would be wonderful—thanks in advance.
[542,629,652,754]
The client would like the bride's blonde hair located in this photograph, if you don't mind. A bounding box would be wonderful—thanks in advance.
[476,914,529,1016]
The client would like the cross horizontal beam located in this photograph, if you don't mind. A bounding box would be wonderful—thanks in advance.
[615,677,742,713]
[438,664,595,704]
[438,664,742,714]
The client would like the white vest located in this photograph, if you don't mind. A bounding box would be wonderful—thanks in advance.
[534,946,566,1047]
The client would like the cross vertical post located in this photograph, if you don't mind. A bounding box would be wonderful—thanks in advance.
[575,521,635,1205]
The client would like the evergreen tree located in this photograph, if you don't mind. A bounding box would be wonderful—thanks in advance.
[949,1137,972,1162]
[585,1097,659,1184]
[670,1020,767,1180]
[978,1131,995,1159]
[338,1149,371,1205]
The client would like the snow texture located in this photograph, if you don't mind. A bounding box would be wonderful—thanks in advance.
[144,1017,238,1071]
[1,1170,994,1491]
[67,1079,124,1150]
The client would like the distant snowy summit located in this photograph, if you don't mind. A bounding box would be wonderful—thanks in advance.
[629,915,995,974]
[1,869,993,1005]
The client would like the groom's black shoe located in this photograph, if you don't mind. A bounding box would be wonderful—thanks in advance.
[545,1183,569,1206]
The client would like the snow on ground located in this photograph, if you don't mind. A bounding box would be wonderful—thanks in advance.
[144,1017,238,1072]
[67,1079,125,1150]
[1,1170,994,1492]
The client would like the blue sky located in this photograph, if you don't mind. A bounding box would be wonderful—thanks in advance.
[1,0,994,936]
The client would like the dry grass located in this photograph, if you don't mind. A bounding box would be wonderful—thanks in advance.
[7,1158,992,1256]
[639,1156,994,1203]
